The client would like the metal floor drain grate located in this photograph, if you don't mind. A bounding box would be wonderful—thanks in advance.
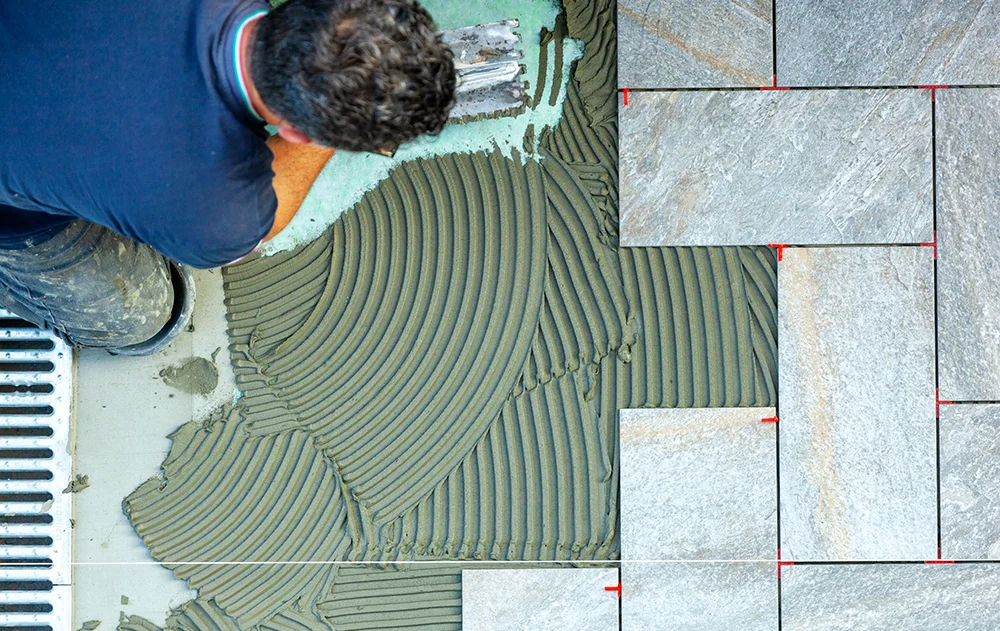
[0,310,72,631]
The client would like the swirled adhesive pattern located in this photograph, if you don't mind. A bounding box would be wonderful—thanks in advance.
[123,0,779,627]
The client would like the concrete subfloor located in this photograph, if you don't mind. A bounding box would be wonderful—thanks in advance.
[71,269,235,627]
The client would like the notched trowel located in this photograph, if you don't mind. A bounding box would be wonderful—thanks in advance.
[441,20,526,123]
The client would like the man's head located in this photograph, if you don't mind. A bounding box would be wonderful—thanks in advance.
[250,0,455,154]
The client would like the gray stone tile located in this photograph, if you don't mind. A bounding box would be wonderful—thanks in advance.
[937,88,1000,401]
[461,568,619,630]
[622,562,777,630]
[617,0,773,89]
[620,408,777,561]
[779,247,937,561]
[619,90,932,247]
[782,563,1000,630]
[941,404,1000,559]
[777,0,1000,86]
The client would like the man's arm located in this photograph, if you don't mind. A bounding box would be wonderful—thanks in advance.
[262,135,335,242]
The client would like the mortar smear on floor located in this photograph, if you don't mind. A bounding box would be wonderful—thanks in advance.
[119,0,778,628]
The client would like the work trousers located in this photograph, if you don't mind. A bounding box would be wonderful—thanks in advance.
[0,220,174,349]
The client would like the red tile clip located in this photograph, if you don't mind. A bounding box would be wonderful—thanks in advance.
[768,244,788,261]
[926,547,954,563]
[605,582,622,598]
[761,74,790,91]
[762,416,779,423]
[921,230,938,260]
[622,88,629,106]
[777,549,794,578]
[918,85,949,102]
[936,388,953,418]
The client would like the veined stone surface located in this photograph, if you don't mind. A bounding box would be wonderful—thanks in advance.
[777,0,1000,86]
[620,408,777,561]
[937,88,1000,401]
[622,562,777,630]
[461,568,619,630]
[778,247,937,561]
[782,563,1000,630]
[619,90,932,247]
[617,0,772,88]
[940,404,1000,560]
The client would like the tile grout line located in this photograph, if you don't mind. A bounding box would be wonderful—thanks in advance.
[55,559,1000,567]
[789,559,1000,566]
[618,564,625,631]
[931,91,943,561]
[618,84,1000,94]
[774,238,783,631]
[771,0,778,85]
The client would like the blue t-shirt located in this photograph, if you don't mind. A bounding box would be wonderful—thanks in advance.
[0,0,277,268]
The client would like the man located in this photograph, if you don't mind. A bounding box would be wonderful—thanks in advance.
[0,0,455,354]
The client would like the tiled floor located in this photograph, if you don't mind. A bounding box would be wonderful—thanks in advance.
[775,0,1000,87]
[622,562,777,630]
[940,404,1000,560]
[937,88,1000,401]
[461,568,619,630]
[619,2,1000,628]
[778,247,937,561]
[617,0,773,89]
[620,408,776,561]
[619,90,932,246]
[781,564,1000,630]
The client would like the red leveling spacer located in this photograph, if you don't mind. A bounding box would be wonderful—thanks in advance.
[605,582,622,598]
[936,388,953,418]
[918,85,949,102]
[761,74,790,91]
[768,244,788,261]
[762,416,779,423]
[622,88,629,106]
[777,561,795,578]
[921,230,938,260]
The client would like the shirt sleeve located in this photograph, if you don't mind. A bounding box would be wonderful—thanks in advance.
[130,165,277,269]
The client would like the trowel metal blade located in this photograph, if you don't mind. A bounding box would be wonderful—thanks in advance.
[441,19,526,122]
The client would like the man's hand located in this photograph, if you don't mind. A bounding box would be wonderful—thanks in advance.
[263,135,335,242]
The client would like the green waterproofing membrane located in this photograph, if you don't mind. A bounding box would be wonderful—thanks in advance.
[120,0,778,628]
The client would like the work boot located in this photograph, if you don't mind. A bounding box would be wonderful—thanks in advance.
[109,262,196,356]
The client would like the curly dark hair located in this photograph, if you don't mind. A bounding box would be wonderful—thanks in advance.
[251,0,456,153]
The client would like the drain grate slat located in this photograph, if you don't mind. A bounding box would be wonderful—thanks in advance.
[0,452,52,461]
[0,562,52,570]
[0,494,53,504]
[0,397,55,406]
[0,366,53,376]
[0,605,52,614]
[0,430,52,439]
[0,388,54,397]
[0,584,51,593]
[0,473,52,483]
[0,540,51,549]
[0,342,55,353]
[0,311,71,631]
[0,518,51,527]
[0,320,35,329]
[0,411,51,419]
